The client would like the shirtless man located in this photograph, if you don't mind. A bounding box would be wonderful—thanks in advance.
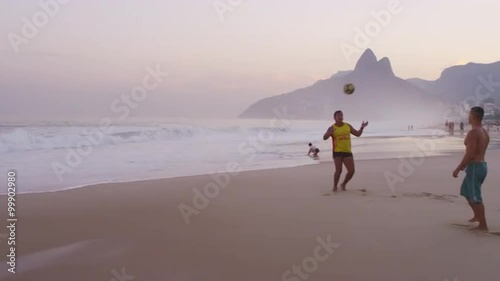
[323,110,368,192]
[453,106,490,231]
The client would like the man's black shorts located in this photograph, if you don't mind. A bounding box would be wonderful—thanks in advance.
[333,152,353,159]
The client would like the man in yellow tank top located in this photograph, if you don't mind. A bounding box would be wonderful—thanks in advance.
[323,110,368,192]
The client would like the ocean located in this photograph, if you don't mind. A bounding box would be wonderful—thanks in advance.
[0,118,467,194]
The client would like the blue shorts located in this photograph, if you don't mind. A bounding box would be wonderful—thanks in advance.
[460,162,488,204]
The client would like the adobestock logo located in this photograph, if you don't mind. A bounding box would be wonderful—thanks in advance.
[213,0,246,22]
[178,107,295,225]
[51,65,169,182]
[281,235,341,281]
[384,73,500,193]
[8,0,71,54]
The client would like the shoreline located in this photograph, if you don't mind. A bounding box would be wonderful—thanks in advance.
[5,131,500,196]
[3,150,468,196]
[5,127,500,195]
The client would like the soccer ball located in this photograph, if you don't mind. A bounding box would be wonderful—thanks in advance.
[344,83,355,95]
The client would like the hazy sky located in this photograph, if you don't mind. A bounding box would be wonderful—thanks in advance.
[1,0,500,119]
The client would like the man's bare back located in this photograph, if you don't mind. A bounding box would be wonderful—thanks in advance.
[465,127,489,162]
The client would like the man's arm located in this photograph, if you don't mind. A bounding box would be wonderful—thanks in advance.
[350,123,367,137]
[323,126,333,140]
[456,130,477,171]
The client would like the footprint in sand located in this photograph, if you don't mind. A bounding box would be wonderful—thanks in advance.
[451,224,500,237]
[403,192,457,203]
[451,223,472,228]
[322,189,367,196]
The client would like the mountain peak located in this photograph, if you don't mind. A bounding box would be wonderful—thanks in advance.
[354,49,377,71]
[353,49,394,77]
[378,57,395,77]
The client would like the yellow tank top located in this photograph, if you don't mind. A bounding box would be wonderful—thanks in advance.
[332,122,351,153]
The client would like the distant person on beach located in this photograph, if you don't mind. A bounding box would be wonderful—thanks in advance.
[460,121,465,135]
[323,110,368,192]
[453,107,490,231]
[307,143,320,157]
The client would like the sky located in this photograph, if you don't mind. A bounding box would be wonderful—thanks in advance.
[1,0,500,119]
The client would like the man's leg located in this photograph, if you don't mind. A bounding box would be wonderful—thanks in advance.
[333,156,343,192]
[472,203,488,231]
[471,163,488,231]
[467,200,478,222]
[340,156,355,191]
[460,170,477,222]
[470,201,488,231]
[470,163,488,231]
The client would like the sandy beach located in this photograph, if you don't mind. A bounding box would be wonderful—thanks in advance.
[1,150,500,281]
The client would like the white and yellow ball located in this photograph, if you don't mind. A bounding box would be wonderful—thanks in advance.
[343,83,355,95]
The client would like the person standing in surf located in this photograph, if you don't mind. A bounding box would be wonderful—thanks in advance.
[323,110,368,192]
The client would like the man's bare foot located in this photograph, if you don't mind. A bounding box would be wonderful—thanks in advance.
[340,183,346,191]
[332,187,338,192]
[468,217,479,222]
[470,226,489,232]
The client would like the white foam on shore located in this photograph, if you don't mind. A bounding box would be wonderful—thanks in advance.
[6,152,460,196]
[0,120,479,194]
